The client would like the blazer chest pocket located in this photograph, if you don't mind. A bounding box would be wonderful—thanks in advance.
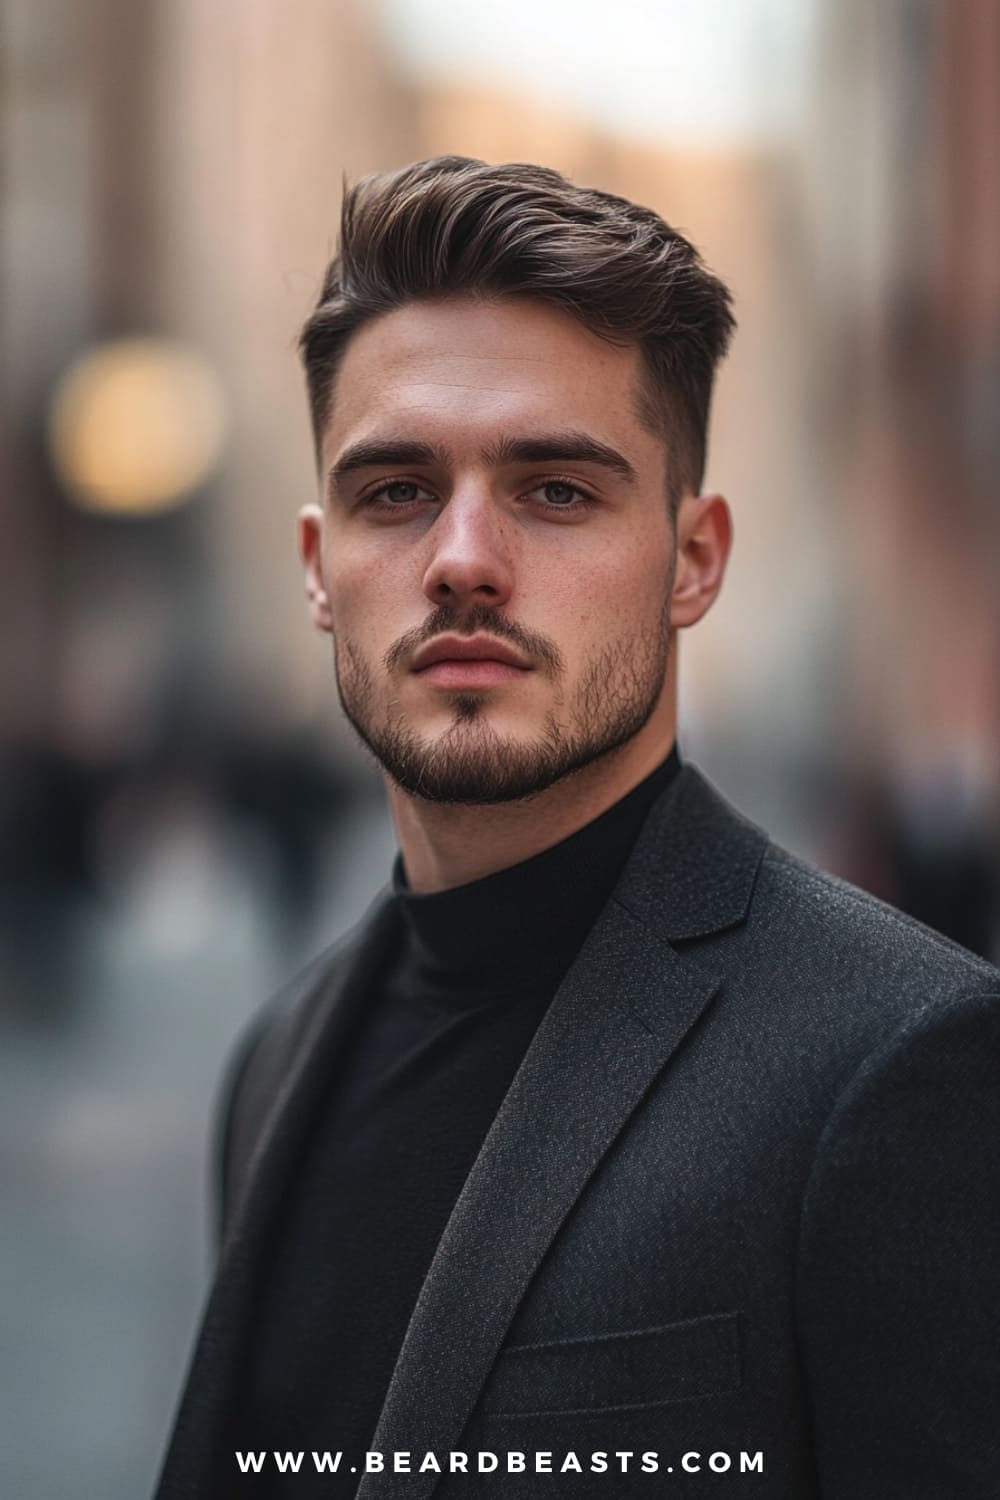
[480,1310,742,1419]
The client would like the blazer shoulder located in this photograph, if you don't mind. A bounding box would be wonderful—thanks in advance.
[753,836,1000,996]
[212,892,393,1244]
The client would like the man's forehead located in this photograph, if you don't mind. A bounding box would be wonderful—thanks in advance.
[323,296,653,463]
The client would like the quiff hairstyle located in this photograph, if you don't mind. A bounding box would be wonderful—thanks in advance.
[299,156,736,509]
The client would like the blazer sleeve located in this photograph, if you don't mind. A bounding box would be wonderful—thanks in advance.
[794,985,1000,1499]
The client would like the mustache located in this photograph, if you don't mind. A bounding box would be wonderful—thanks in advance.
[384,604,564,679]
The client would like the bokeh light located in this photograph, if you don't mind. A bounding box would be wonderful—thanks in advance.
[48,338,228,516]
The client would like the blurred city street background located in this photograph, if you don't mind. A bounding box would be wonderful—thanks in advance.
[2,0,998,1494]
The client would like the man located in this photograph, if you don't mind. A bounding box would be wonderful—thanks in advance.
[154,157,999,1498]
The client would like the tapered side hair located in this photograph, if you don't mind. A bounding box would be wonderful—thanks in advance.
[299,156,736,507]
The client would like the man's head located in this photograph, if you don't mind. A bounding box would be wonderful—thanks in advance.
[298,157,735,806]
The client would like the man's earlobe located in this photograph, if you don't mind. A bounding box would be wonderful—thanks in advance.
[298,503,334,634]
[306,582,334,634]
[670,492,732,630]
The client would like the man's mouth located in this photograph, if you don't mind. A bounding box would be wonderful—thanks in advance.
[411,633,532,673]
[411,633,534,688]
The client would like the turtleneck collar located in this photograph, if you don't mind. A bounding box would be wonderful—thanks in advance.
[390,744,681,1003]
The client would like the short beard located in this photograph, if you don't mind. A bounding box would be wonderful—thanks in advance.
[333,593,673,807]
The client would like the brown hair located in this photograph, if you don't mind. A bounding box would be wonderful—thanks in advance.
[299,156,735,507]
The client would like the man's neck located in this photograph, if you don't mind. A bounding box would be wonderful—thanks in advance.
[388,729,678,894]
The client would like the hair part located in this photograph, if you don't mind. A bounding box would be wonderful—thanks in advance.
[299,156,736,511]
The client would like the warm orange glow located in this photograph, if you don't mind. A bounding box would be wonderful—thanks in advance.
[48,338,228,515]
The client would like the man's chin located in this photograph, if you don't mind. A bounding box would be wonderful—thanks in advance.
[344,711,570,805]
[388,765,582,807]
[364,716,637,806]
[384,743,574,807]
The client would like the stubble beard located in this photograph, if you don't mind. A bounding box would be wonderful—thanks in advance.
[333,590,674,807]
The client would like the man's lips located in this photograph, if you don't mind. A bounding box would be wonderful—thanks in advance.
[411,635,533,688]
[411,636,532,672]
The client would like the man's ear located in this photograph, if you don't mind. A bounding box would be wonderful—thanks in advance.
[297,503,334,633]
[670,492,733,629]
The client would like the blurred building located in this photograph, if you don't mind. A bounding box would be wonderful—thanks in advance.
[799,0,1000,953]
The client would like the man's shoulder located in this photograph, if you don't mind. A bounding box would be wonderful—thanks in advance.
[245,909,380,1075]
[730,837,1000,1068]
[213,890,395,1236]
[243,886,396,1075]
[658,810,1000,1137]
[754,837,998,990]
[642,760,998,1003]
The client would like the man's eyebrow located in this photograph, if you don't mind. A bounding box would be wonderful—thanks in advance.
[328,439,453,489]
[326,430,638,494]
[482,432,637,484]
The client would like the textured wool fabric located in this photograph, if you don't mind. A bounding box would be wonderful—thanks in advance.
[212,747,681,1496]
[154,762,1000,1500]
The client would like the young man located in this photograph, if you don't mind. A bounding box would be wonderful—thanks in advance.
[154,158,1000,1498]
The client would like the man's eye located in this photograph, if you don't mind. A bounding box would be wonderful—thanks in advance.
[366,480,431,507]
[529,480,591,510]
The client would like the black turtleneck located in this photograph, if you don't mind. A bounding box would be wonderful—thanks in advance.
[221,745,681,1496]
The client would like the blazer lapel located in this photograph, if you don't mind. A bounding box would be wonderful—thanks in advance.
[154,891,403,1499]
[360,766,768,1499]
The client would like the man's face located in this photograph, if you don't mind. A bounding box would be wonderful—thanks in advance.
[301,295,680,804]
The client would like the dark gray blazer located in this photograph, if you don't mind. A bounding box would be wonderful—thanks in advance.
[154,764,1000,1498]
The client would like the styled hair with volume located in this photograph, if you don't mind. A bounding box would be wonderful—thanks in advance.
[299,156,736,507]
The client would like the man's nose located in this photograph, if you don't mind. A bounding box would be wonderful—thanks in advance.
[421,489,515,612]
